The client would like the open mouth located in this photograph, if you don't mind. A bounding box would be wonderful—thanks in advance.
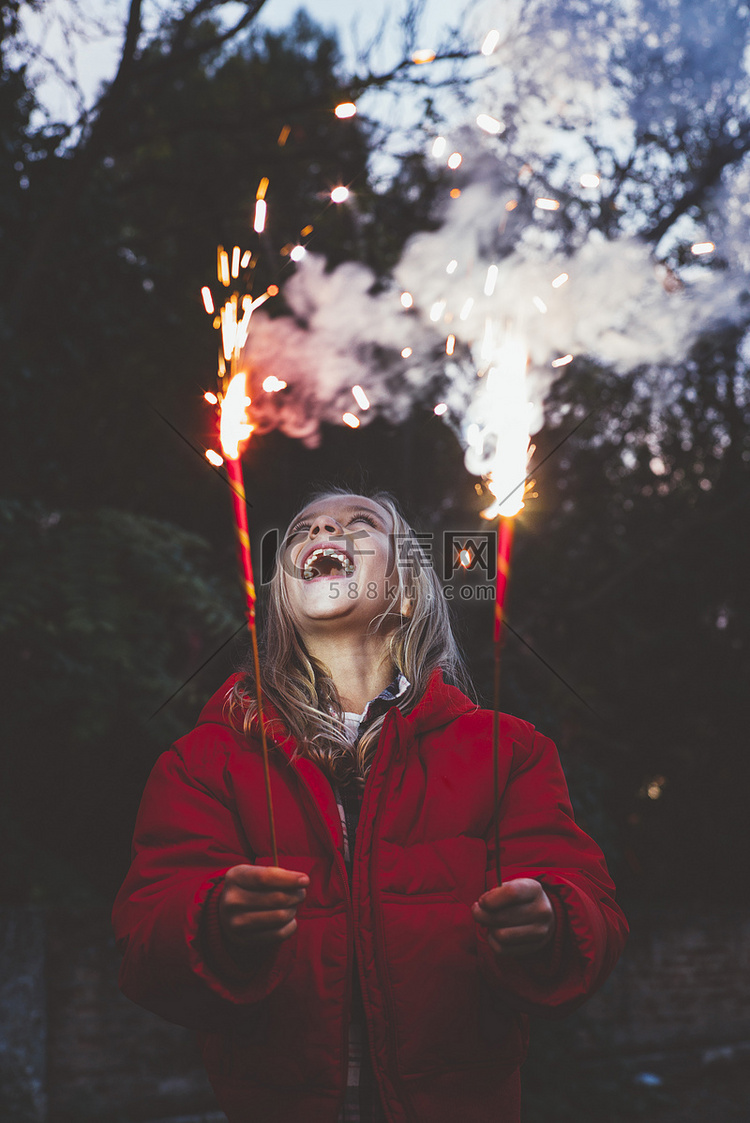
[301,546,355,581]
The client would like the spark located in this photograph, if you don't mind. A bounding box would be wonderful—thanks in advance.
[476,114,502,135]
[277,125,291,146]
[254,198,267,233]
[551,272,569,288]
[401,347,413,358]
[412,48,436,64]
[256,177,269,200]
[206,449,224,467]
[484,264,499,296]
[400,292,414,309]
[433,402,448,416]
[201,286,215,314]
[532,296,548,314]
[342,412,360,428]
[450,188,462,199]
[231,246,240,279]
[459,549,472,567]
[218,247,230,287]
[432,136,447,158]
[446,334,456,355]
[240,250,252,268]
[352,385,370,410]
[580,173,600,188]
[220,298,238,360]
[505,200,518,211]
[459,297,474,321]
[219,372,254,460]
[447,152,463,169]
[331,186,350,204]
[290,245,306,262]
[430,300,446,322]
[301,225,313,236]
[266,284,279,296]
[535,198,560,211]
[204,391,218,405]
[691,242,715,255]
[446,259,458,274]
[481,29,500,55]
[475,336,531,519]
[263,376,287,392]
[335,102,357,118]
[551,354,574,368]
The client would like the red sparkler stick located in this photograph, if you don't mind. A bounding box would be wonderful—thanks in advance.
[492,516,515,888]
[204,235,280,867]
[224,451,279,867]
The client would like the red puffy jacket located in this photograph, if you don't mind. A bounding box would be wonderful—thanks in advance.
[112,671,627,1123]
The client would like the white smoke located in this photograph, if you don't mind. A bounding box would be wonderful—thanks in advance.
[241,0,749,452]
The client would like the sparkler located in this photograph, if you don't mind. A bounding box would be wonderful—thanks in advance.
[203,242,279,866]
[468,334,533,887]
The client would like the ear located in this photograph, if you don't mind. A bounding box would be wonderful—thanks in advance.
[401,598,413,619]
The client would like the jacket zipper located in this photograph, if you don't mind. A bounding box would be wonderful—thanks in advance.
[286,766,353,1115]
[353,711,419,1123]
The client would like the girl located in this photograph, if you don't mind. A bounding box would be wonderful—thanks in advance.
[113,489,627,1123]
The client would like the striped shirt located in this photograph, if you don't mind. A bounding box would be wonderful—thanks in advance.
[334,675,409,1123]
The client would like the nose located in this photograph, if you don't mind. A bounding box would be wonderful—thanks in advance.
[310,514,342,538]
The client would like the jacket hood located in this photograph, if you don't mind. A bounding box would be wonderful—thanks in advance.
[195,668,476,744]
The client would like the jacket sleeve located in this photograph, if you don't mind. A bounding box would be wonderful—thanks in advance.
[476,727,628,1017]
[111,733,295,1032]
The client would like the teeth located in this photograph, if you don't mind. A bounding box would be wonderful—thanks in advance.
[302,546,355,580]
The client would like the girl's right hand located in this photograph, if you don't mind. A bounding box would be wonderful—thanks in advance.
[218,865,309,948]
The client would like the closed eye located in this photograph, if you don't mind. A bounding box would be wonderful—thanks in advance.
[349,512,378,528]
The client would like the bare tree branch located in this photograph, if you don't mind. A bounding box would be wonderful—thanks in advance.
[645,128,750,246]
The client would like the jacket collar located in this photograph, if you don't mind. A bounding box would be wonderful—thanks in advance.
[195,667,476,763]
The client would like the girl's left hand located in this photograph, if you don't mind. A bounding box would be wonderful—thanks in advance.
[471,878,556,956]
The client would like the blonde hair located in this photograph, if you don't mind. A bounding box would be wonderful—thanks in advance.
[229,489,470,790]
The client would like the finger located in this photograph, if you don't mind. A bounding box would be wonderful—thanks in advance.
[471,901,546,928]
[478,879,541,911]
[225,906,299,936]
[232,917,299,946]
[487,924,552,955]
[488,934,551,957]
[226,865,310,890]
[223,885,306,912]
